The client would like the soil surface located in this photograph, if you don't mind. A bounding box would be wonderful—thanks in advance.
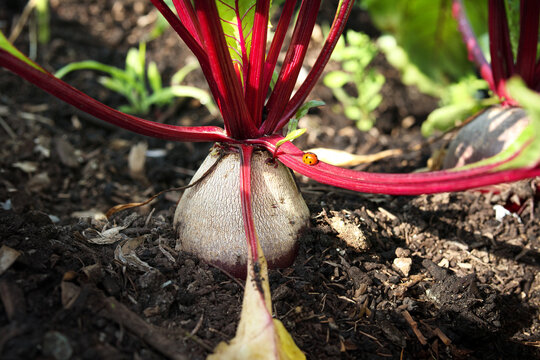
[1,1,540,359]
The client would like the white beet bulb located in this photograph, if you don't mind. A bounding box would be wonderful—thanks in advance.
[174,147,310,277]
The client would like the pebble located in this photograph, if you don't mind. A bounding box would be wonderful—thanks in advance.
[395,247,411,258]
[393,257,412,277]
[42,331,73,360]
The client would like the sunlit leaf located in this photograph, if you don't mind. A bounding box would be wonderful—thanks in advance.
[421,102,478,137]
[306,147,403,167]
[170,62,199,85]
[147,61,162,94]
[274,100,324,151]
[323,70,349,89]
[35,0,50,44]
[125,44,145,82]
[275,128,306,149]
[55,61,131,83]
[363,0,478,83]
[216,0,257,78]
[494,77,540,170]
[294,100,325,120]
[444,78,540,172]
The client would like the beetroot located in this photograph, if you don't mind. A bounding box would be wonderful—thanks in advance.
[444,106,529,169]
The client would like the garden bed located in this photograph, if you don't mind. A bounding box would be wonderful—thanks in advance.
[1,1,539,359]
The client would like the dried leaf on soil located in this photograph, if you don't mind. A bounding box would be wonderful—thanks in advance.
[114,236,153,272]
[61,281,81,309]
[0,245,21,276]
[83,225,127,244]
[327,211,371,252]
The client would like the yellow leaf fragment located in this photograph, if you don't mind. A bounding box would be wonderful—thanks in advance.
[307,147,402,167]
[208,250,304,360]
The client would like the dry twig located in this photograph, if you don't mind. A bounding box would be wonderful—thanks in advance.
[402,310,427,346]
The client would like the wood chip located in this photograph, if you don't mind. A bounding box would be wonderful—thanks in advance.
[61,281,81,309]
[378,207,398,221]
[0,245,21,276]
[12,161,38,173]
[114,236,153,272]
[84,225,126,245]
[393,257,412,277]
[402,310,427,346]
[434,327,452,346]
[158,238,176,263]
[128,142,148,181]
[327,212,371,252]
[96,295,188,360]
[0,280,26,320]
[55,136,80,168]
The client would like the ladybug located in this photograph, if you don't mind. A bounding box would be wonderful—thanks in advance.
[302,152,319,165]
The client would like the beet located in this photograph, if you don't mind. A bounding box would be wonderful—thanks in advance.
[174,147,310,277]
[443,106,529,169]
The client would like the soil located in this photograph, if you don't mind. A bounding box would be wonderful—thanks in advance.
[1,1,539,359]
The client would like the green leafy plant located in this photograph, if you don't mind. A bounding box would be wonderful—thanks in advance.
[149,0,174,39]
[55,42,217,116]
[420,75,498,136]
[323,29,384,131]
[364,0,492,136]
[35,0,50,44]
[439,0,540,170]
[6,0,50,60]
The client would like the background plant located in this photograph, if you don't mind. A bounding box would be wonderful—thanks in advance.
[323,29,384,131]
[362,0,493,136]
[149,0,174,39]
[55,42,217,116]
[445,0,540,170]
[5,0,50,60]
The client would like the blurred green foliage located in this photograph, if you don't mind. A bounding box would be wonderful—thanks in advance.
[55,42,217,116]
[362,0,495,136]
[35,0,50,44]
[457,77,540,171]
[150,0,174,40]
[502,78,540,170]
[324,30,385,131]
[362,0,477,84]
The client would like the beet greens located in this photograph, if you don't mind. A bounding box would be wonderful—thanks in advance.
[453,0,540,103]
[2,0,539,195]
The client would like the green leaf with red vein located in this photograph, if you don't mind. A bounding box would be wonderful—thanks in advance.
[216,0,258,82]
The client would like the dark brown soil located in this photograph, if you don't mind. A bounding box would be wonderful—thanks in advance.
[1,1,539,359]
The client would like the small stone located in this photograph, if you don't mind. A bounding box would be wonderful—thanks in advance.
[393,257,412,277]
[395,247,411,258]
[42,331,73,360]
[0,245,21,276]
[437,258,450,268]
